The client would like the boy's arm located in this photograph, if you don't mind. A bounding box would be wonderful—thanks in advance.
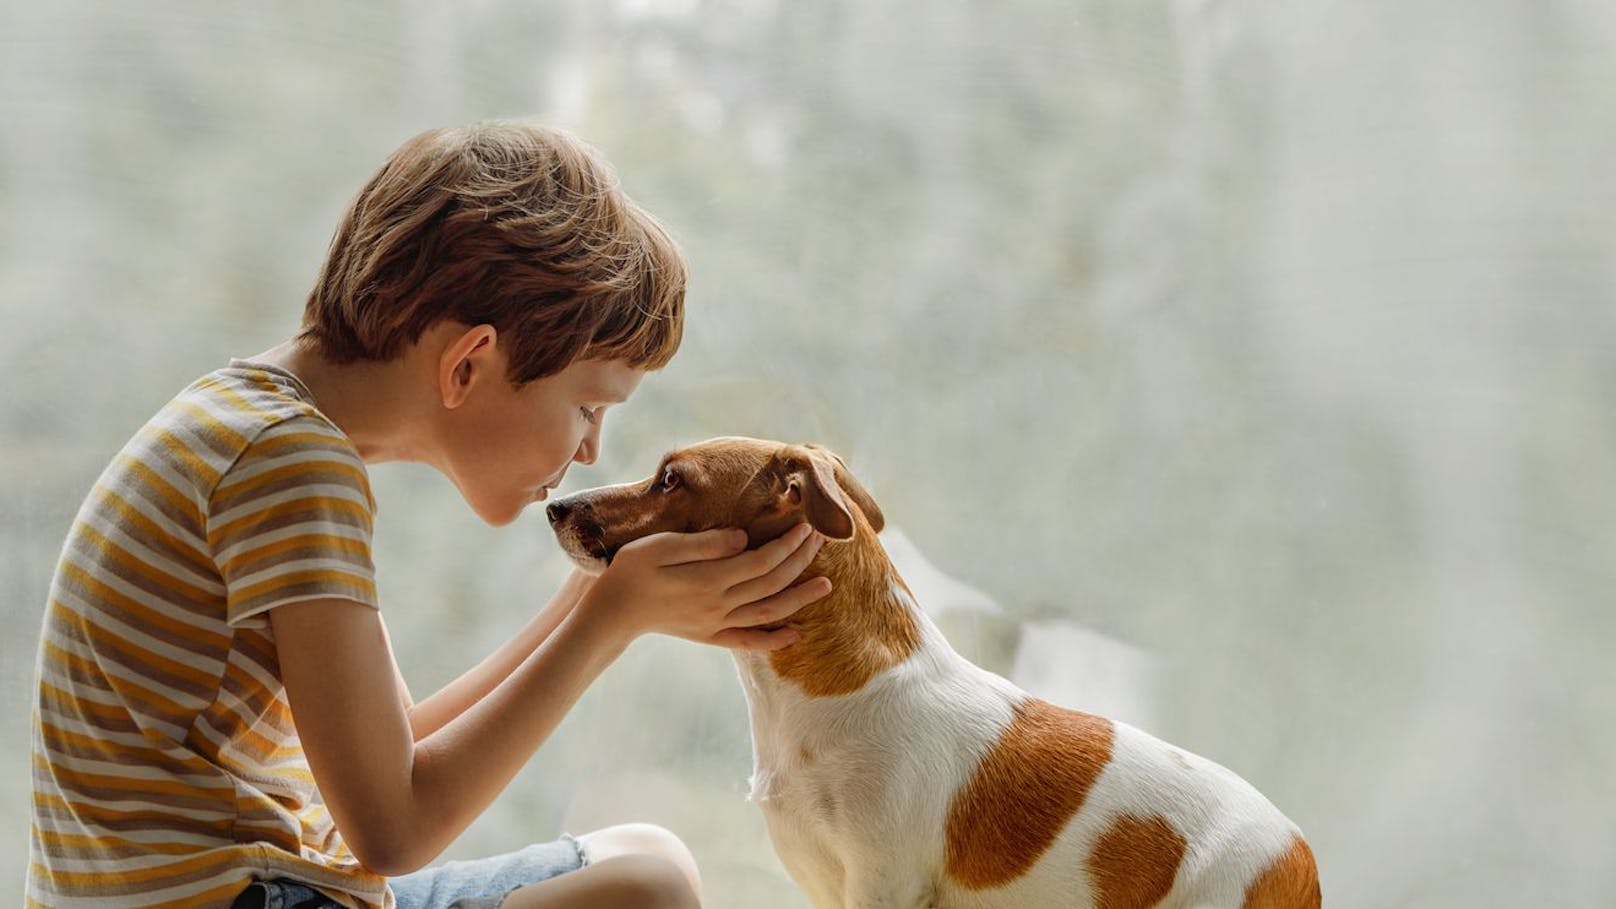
[272,525,827,876]
[380,619,415,712]
[272,589,623,877]
[400,570,593,741]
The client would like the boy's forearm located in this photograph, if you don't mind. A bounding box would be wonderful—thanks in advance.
[405,573,590,741]
[398,596,633,866]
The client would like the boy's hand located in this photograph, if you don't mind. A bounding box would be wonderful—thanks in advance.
[578,522,831,651]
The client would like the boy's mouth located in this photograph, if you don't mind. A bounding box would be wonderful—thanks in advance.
[533,474,566,502]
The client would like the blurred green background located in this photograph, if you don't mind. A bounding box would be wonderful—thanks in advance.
[3,1,1613,906]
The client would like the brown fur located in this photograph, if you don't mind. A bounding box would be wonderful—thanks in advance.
[1242,835,1322,909]
[765,504,922,697]
[944,698,1116,890]
[1087,814,1186,909]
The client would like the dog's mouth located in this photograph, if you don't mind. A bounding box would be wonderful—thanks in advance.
[554,516,621,572]
[580,524,618,564]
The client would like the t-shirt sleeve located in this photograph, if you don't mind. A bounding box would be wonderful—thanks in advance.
[205,414,379,626]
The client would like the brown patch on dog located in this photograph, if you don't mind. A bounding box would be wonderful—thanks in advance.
[1242,834,1321,909]
[944,698,1115,890]
[798,746,814,764]
[1086,814,1186,909]
[766,505,922,696]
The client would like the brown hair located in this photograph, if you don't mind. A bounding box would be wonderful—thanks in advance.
[300,121,685,384]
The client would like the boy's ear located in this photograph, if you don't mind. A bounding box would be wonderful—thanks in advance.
[438,324,499,409]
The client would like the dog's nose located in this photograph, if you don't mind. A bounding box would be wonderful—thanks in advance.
[545,500,571,524]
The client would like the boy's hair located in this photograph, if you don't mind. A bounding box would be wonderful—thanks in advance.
[300,121,685,384]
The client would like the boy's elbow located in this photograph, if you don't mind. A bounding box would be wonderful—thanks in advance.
[345,826,435,877]
[351,843,429,878]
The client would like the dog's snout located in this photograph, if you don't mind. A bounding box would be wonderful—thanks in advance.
[545,500,571,525]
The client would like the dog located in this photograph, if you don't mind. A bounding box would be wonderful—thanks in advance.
[547,437,1320,908]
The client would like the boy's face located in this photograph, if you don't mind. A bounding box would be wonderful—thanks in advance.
[438,347,644,527]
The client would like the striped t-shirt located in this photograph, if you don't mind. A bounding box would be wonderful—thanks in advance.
[28,360,390,909]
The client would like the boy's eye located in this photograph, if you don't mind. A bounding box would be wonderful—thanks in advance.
[580,406,600,425]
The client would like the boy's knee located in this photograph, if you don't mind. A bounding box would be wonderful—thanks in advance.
[579,823,701,900]
[594,853,700,909]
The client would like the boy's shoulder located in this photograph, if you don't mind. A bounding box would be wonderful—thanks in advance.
[121,359,364,504]
[169,358,348,449]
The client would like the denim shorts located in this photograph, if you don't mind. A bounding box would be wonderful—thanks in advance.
[231,836,589,909]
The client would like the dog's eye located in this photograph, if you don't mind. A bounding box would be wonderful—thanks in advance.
[660,466,681,492]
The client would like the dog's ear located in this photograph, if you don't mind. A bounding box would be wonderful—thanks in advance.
[804,443,884,534]
[781,452,856,540]
[770,444,884,541]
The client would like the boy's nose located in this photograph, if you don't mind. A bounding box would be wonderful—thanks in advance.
[575,426,600,465]
[545,500,571,524]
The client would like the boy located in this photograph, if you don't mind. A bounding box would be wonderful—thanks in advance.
[28,121,831,909]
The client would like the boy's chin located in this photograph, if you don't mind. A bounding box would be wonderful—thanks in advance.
[467,497,526,528]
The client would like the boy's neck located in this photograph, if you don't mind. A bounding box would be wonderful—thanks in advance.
[248,332,442,465]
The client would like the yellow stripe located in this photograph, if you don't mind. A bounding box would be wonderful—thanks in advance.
[206,376,278,421]
[221,532,370,577]
[232,568,374,606]
[208,495,372,549]
[83,488,213,577]
[214,455,368,503]
[174,399,252,450]
[26,870,252,909]
[32,792,230,829]
[233,428,351,462]
[48,573,217,692]
[145,424,225,488]
[32,753,229,801]
[230,723,305,766]
[39,676,179,730]
[111,456,204,529]
[35,716,190,769]
[67,524,222,626]
[29,847,243,886]
[42,832,211,858]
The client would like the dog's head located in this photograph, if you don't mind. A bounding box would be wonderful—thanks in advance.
[546,436,883,574]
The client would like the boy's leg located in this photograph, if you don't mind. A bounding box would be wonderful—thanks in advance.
[485,824,701,909]
[391,824,701,909]
[493,824,700,909]
[576,822,702,899]
[493,852,697,909]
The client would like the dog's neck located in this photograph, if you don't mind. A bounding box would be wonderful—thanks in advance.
[756,515,925,698]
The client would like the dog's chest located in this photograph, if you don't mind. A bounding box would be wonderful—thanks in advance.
[736,647,1024,904]
[750,722,910,837]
